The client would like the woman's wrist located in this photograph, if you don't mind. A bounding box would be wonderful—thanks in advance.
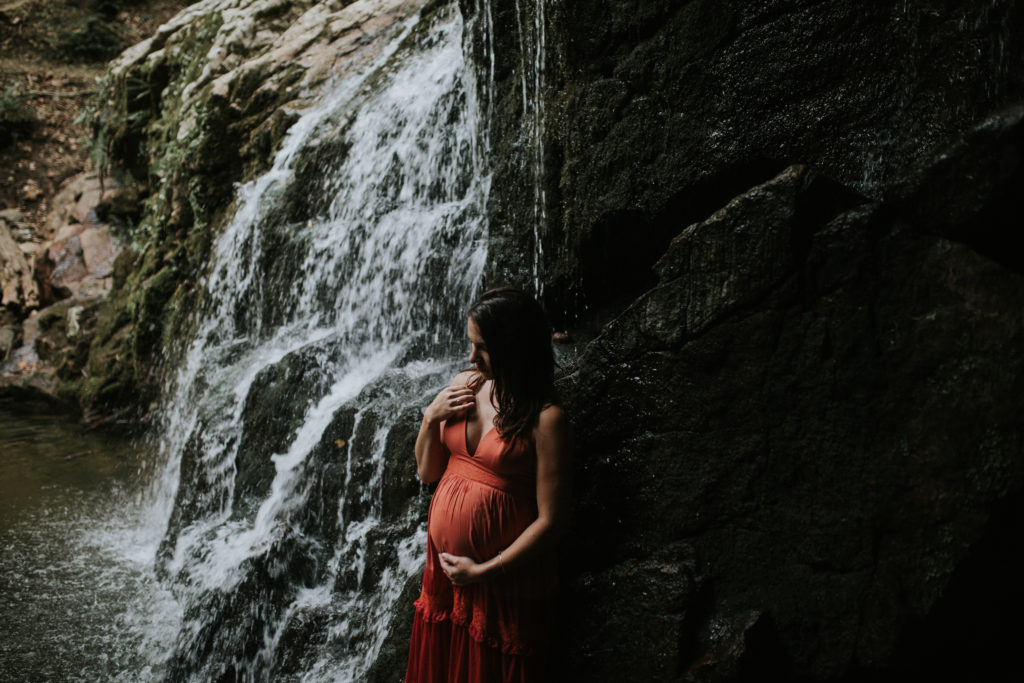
[472,559,491,582]
[477,550,505,582]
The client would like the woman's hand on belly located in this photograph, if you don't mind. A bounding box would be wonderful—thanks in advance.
[438,552,484,586]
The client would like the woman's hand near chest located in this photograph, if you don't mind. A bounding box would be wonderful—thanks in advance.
[415,371,476,483]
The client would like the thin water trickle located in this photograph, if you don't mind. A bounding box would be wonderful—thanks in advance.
[513,0,547,294]
[532,0,547,296]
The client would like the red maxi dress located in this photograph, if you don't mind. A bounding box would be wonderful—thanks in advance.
[404,413,556,683]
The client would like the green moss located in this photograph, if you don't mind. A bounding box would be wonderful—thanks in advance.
[87,321,133,378]
[161,283,199,353]
[110,246,138,289]
[93,291,132,348]
[248,107,301,168]
[36,302,71,334]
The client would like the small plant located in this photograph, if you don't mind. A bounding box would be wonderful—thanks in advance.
[0,80,37,148]
[76,77,110,192]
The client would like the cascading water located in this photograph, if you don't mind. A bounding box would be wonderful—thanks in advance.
[137,2,494,679]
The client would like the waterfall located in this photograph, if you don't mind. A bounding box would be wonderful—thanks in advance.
[139,3,493,679]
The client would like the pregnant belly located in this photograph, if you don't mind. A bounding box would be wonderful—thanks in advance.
[428,475,535,560]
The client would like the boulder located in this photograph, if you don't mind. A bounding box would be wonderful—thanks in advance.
[0,208,25,224]
[0,295,107,406]
[0,324,18,362]
[44,235,89,292]
[79,225,117,278]
[549,161,1024,680]
[0,218,39,310]
[70,181,103,227]
[1,169,124,407]
[44,173,104,239]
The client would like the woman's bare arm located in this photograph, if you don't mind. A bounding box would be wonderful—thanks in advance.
[439,404,572,583]
[415,371,477,483]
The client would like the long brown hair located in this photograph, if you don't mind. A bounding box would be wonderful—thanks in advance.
[468,287,555,442]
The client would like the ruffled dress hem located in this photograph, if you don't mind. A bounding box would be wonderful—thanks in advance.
[412,598,536,657]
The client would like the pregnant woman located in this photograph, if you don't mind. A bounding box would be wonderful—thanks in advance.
[404,288,572,683]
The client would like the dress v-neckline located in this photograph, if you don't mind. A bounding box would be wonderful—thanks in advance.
[464,416,495,457]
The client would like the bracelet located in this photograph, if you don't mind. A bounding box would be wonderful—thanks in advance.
[498,550,506,574]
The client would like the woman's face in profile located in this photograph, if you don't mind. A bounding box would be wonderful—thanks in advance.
[467,317,492,379]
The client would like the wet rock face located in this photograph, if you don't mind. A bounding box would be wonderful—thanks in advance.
[1,210,40,311]
[232,340,340,517]
[553,161,1024,680]
[470,0,1024,681]
[490,0,1024,317]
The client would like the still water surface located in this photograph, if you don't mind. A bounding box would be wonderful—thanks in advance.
[0,405,178,681]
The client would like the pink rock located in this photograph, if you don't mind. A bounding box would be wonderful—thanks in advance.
[47,236,88,289]
[43,172,103,239]
[1,223,39,310]
[71,185,103,226]
[52,223,86,243]
[80,226,118,278]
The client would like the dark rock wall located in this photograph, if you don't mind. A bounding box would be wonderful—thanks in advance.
[470,0,1024,680]
[481,0,1024,319]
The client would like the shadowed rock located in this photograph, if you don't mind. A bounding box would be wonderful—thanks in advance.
[552,161,1024,680]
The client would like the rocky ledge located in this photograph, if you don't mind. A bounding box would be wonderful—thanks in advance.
[1,173,124,418]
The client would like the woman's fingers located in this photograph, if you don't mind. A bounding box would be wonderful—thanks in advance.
[443,386,475,411]
[439,553,457,581]
[439,553,482,586]
[426,385,476,422]
[439,553,473,585]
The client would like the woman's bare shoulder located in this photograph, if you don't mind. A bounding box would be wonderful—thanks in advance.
[536,403,570,434]
[449,369,478,387]
[534,404,571,467]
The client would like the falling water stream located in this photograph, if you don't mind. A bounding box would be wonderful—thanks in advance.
[2,0,504,680]
[151,3,494,679]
